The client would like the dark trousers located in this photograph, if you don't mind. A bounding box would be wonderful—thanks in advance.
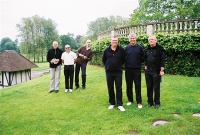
[64,65,74,89]
[125,68,142,104]
[106,72,123,106]
[75,63,87,87]
[145,70,161,105]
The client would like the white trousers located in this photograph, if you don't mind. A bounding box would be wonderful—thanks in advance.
[50,65,61,91]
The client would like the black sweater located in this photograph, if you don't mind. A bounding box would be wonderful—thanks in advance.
[102,46,125,73]
[124,44,144,69]
[144,44,166,73]
[47,48,63,68]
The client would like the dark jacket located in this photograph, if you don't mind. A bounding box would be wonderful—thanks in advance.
[76,46,93,64]
[102,45,125,73]
[47,48,63,68]
[144,43,166,73]
[124,44,144,69]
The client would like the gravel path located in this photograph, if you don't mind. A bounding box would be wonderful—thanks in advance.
[31,69,50,79]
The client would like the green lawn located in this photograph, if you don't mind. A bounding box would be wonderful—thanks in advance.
[0,65,200,135]
[32,62,49,71]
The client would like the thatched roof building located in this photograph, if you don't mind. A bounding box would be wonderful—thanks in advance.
[0,50,38,87]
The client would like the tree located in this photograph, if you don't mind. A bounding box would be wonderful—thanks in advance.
[0,37,18,52]
[130,0,200,25]
[16,15,60,62]
[87,16,128,39]
[60,33,78,51]
[75,35,83,49]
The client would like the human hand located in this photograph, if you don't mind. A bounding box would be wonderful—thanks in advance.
[160,71,164,76]
[83,56,88,59]
[50,58,55,64]
[55,59,59,62]
[79,54,84,57]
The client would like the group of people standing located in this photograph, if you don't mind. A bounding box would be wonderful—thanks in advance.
[46,40,93,93]
[102,33,166,112]
[46,33,166,112]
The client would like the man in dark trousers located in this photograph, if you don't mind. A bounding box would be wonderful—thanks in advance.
[47,41,63,93]
[102,36,125,112]
[125,33,144,109]
[75,40,93,89]
[61,44,77,93]
[144,35,166,109]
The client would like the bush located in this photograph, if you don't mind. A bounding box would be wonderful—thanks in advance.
[91,33,200,77]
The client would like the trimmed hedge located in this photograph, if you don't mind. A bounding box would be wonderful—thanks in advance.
[90,33,200,77]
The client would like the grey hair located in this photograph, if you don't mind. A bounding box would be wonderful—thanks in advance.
[148,35,157,41]
[53,41,58,44]
[65,44,70,48]
[128,33,137,38]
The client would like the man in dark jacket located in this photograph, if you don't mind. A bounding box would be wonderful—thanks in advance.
[102,36,125,112]
[75,40,93,89]
[144,35,166,109]
[47,41,63,93]
[125,33,144,109]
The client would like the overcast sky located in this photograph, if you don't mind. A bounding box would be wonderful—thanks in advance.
[0,0,139,41]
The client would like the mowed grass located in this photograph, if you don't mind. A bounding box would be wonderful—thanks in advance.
[0,64,200,135]
[32,62,50,71]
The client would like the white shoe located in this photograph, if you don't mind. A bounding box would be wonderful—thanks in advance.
[138,104,142,109]
[69,89,72,93]
[118,106,125,112]
[108,105,115,110]
[127,102,132,106]
[64,89,69,92]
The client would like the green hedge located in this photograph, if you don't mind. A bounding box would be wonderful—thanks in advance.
[90,33,200,77]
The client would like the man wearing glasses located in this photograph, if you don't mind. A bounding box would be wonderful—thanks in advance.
[75,40,93,89]
[61,45,77,93]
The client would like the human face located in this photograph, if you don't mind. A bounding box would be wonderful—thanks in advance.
[129,35,136,46]
[52,41,58,49]
[65,45,71,52]
[86,40,91,47]
[148,36,157,47]
[111,37,118,47]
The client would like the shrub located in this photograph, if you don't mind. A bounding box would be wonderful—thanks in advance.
[91,33,200,77]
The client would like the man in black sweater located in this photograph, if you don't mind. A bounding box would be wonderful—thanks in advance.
[102,36,125,112]
[47,41,63,93]
[125,33,144,109]
[144,35,166,109]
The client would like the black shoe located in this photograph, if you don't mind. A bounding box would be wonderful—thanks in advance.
[49,90,54,93]
[147,104,153,108]
[76,86,79,89]
[82,86,85,89]
[55,90,59,93]
[154,104,160,109]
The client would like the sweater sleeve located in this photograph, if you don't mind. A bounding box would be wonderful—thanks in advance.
[102,49,107,65]
[47,50,51,62]
[87,51,93,61]
[76,46,83,56]
[160,47,166,67]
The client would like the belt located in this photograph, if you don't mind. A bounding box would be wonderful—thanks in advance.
[64,65,73,67]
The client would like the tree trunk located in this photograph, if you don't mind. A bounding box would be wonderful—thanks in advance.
[41,49,44,62]
[33,47,36,62]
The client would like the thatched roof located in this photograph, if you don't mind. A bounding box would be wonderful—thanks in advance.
[0,50,38,72]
